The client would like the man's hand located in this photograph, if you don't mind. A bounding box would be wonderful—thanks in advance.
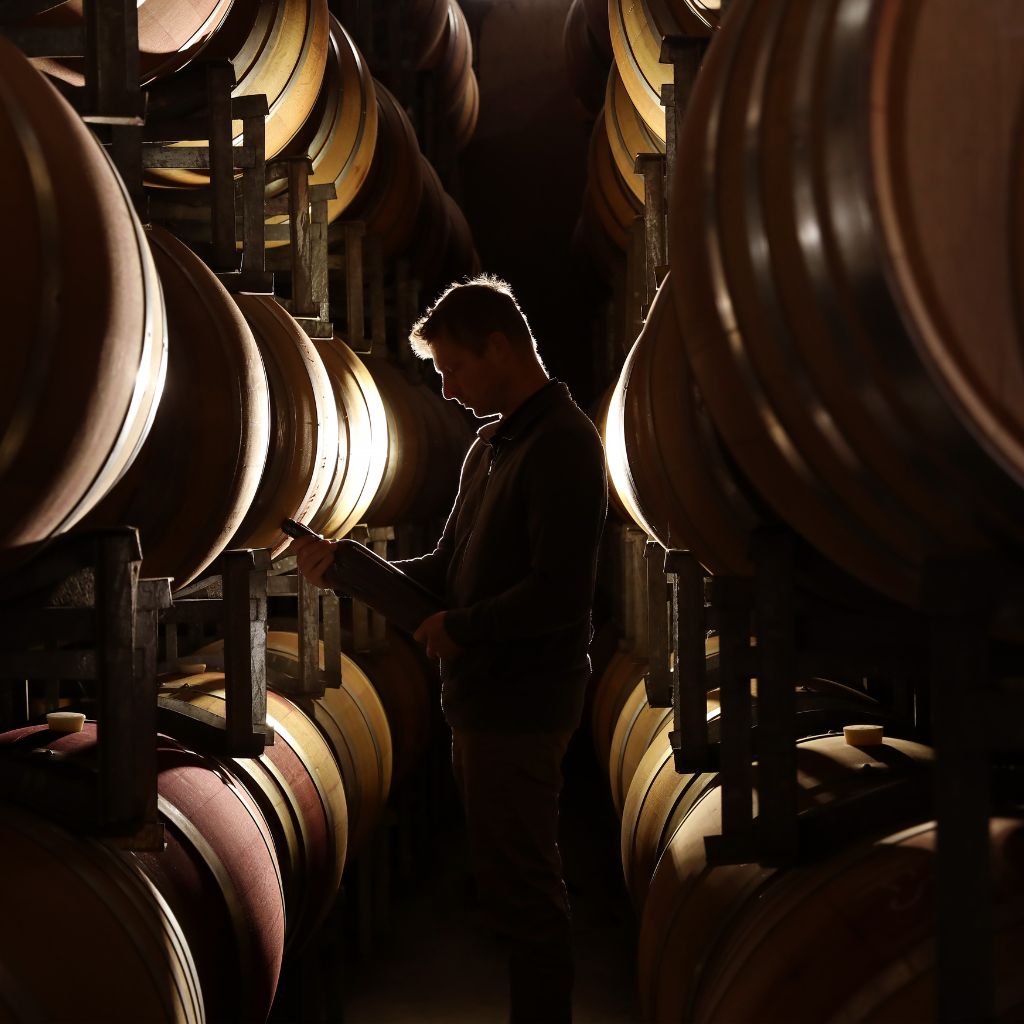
[291,535,338,589]
[413,611,464,660]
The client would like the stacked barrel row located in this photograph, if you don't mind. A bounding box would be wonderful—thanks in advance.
[588,639,1024,1021]
[588,0,1024,1020]
[0,35,472,589]
[0,615,442,1022]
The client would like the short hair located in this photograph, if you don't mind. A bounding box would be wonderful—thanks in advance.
[408,274,537,359]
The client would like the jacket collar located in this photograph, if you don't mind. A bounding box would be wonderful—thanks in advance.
[476,379,568,445]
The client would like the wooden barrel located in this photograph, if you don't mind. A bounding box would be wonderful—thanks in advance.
[563,0,610,118]
[604,62,664,205]
[430,0,480,151]
[608,0,719,141]
[591,386,635,525]
[0,800,204,1023]
[229,294,339,556]
[590,648,649,774]
[0,721,285,1023]
[608,676,672,817]
[344,623,439,788]
[670,0,1024,608]
[362,356,470,528]
[408,155,454,291]
[605,275,758,574]
[409,0,451,69]
[0,40,167,564]
[265,631,393,856]
[636,731,934,1021]
[308,335,390,539]
[23,0,233,86]
[148,0,330,186]
[84,225,270,589]
[334,80,424,259]
[158,673,348,953]
[268,14,379,229]
[586,106,642,252]
[688,816,1024,1022]
[620,676,878,912]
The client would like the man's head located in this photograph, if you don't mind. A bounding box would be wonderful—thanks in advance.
[409,275,548,418]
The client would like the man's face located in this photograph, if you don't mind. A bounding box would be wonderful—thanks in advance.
[429,332,504,418]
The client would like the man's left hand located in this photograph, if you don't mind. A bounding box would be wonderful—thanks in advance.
[414,611,464,660]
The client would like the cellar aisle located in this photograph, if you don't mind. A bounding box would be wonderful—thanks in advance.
[341,731,643,1024]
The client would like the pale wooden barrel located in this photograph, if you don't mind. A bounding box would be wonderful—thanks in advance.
[229,294,339,556]
[159,671,348,953]
[266,631,393,856]
[0,801,204,1023]
[687,816,1024,1022]
[148,0,330,186]
[362,356,470,528]
[604,62,664,205]
[670,0,1024,607]
[608,0,719,140]
[608,676,672,817]
[637,732,935,1021]
[84,225,270,589]
[268,14,379,230]
[335,80,425,259]
[309,335,390,539]
[590,648,649,775]
[0,39,166,564]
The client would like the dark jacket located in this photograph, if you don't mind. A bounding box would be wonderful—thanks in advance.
[393,380,608,732]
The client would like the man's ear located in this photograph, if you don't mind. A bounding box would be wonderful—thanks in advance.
[484,330,511,361]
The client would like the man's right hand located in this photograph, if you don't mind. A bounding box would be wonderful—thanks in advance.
[291,535,338,589]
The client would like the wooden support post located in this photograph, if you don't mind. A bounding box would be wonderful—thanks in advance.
[296,571,323,697]
[925,561,995,1023]
[668,550,710,772]
[626,217,646,348]
[622,527,649,656]
[95,529,143,832]
[643,540,672,707]
[222,549,271,755]
[207,61,237,271]
[344,221,367,350]
[752,530,798,864]
[660,37,708,259]
[83,0,141,121]
[285,157,316,318]
[635,153,667,302]
[239,101,269,282]
[704,575,754,863]
[311,190,331,323]
[322,591,342,689]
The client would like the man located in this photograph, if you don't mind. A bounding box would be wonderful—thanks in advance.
[293,275,608,1023]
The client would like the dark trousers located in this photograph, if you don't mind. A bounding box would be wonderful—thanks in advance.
[451,727,575,1024]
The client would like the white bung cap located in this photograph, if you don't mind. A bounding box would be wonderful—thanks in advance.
[843,724,884,747]
[47,712,86,734]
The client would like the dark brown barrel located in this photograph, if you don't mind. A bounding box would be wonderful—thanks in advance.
[604,275,758,574]
[0,722,284,1022]
[429,0,480,150]
[670,0,1024,607]
[408,156,454,291]
[266,631,393,856]
[309,335,390,539]
[637,732,934,1021]
[345,623,439,788]
[23,0,233,86]
[0,800,203,1023]
[608,0,719,141]
[688,816,1024,1022]
[148,0,330,186]
[159,673,348,953]
[563,0,610,118]
[268,14,378,229]
[585,106,642,252]
[362,356,470,528]
[409,0,451,68]
[335,80,425,259]
[84,225,270,588]
[229,294,339,556]
[604,63,664,205]
[0,40,166,564]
